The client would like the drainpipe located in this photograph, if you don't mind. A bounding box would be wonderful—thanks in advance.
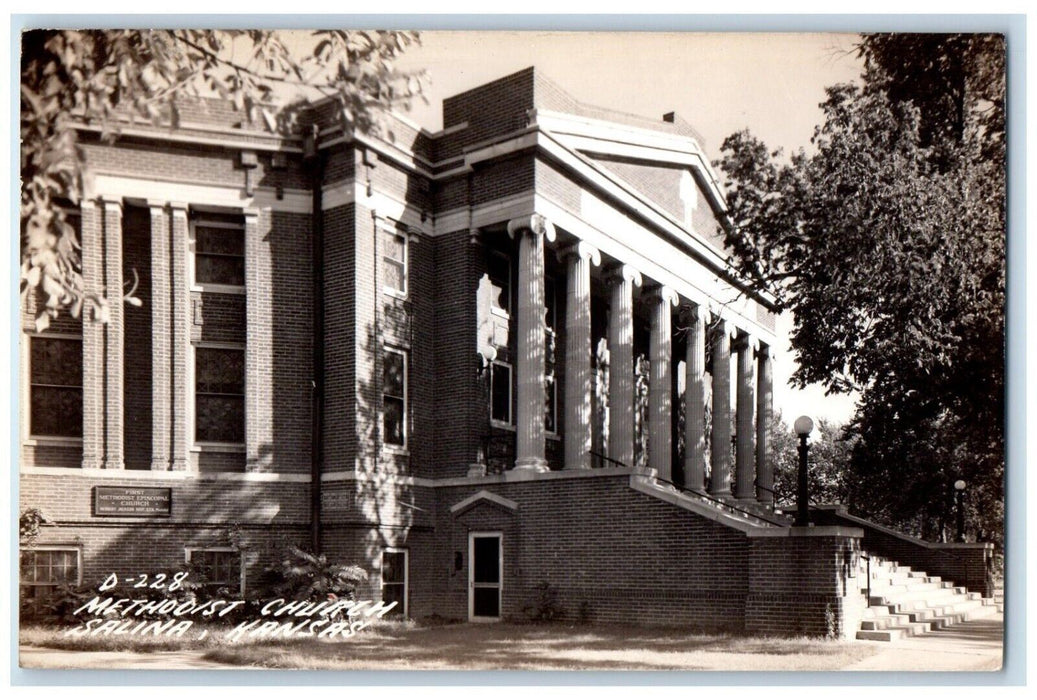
[307,124,324,554]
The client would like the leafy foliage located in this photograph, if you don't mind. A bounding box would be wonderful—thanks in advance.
[770,412,855,508]
[258,545,368,602]
[716,34,1005,546]
[21,29,423,330]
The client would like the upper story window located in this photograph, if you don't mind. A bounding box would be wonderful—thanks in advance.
[29,336,82,439]
[383,347,407,448]
[488,251,512,316]
[383,226,408,298]
[195,346,245,444]
[490,360,513,427]
[194,219,245,289]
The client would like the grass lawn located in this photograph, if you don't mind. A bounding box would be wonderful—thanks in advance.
[21,621,881,671]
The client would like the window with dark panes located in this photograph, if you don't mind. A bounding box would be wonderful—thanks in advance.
[195,347,245,443]
[488,251,512,314]
[188,549,240,594]
[490,360,513,425]
[383,348,407,447]
[30,336,82,438]
[381,550,407,616]
[195,222,245,286]
[20,549,79,602]
[383,227,407,296]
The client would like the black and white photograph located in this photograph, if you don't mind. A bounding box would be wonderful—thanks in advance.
[14,23,1010,676]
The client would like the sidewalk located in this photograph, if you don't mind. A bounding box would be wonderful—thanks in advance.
[841,613,1004,672]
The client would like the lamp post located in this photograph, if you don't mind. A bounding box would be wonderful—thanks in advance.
[954,479,967,543]
[794,415,814,526]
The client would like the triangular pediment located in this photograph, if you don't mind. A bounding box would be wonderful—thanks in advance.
[449,490,519,516]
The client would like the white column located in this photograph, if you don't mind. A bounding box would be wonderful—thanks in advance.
[647,285,678,481]
[756,344,774,504]
[734,333,757,500]
[562,241,600,470]
[149,201,171,471]
[607,264,641,468]
[683,303,708,492]
[710,317,732,497]
[508,214,555,472]
[102,197,124,470]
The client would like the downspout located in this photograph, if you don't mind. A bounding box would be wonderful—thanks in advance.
[307,124,324,554]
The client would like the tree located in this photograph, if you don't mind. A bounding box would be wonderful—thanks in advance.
[716,34,1005,546]
[770,412,854,509]
[21,29,423,330]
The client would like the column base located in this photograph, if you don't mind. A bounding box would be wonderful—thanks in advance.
[513,458,549,473]
[151,459,171,471]
[467,464,487,478]
[170,458,191,472]
[81,457,103,470]
[103,459,125,470]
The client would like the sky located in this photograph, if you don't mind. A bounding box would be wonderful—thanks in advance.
[394,31,864,424]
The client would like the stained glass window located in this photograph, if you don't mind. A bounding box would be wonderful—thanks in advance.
[195,223,245,286]
[383,228,407,296]
[488,251,511,314]
[30,337,82,438]
[383,348,406,446]
[195,347,245,443]
[490,361,512,426]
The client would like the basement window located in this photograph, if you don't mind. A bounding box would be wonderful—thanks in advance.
[186,548,242,595]
[20,548,81,603]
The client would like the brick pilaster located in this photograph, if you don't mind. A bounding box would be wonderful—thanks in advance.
[149,202,171,470]
[170,203,191,471]
[80,200,105,470]
[102,197,124,470]
[245,208,272,472]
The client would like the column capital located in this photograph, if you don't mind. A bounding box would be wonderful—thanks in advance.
[605,263,642,288]
[80,199,98,211]
[733,332,759,352]
[100,195,123,212]
[169,202,189,219]
[558,240,601,266]
[507,213,556,243]
[680,301,709,324]
[146,199,167,214]
[755,342,773,361]
[645,284,679,308]
[243,207,261,222]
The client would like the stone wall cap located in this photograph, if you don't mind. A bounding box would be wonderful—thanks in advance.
[747,525,865,539]
[932,542,995,550]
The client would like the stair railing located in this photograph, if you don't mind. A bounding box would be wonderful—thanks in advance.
[650,476,791,527]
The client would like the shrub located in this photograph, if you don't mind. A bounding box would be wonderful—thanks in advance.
[522,580,564,623]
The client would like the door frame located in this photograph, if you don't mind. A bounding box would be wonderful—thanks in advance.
[468,531,503,622]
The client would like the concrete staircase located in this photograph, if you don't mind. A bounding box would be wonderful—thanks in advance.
[856,555,999,641]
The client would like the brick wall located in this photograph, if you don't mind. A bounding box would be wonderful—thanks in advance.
[812,507,995,597]
[746,529,865,639]
[432,473,751,629]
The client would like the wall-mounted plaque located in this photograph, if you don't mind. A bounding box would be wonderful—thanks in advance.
[93,486,172,517]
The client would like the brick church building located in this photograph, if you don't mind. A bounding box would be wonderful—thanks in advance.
[20,67,993,638]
